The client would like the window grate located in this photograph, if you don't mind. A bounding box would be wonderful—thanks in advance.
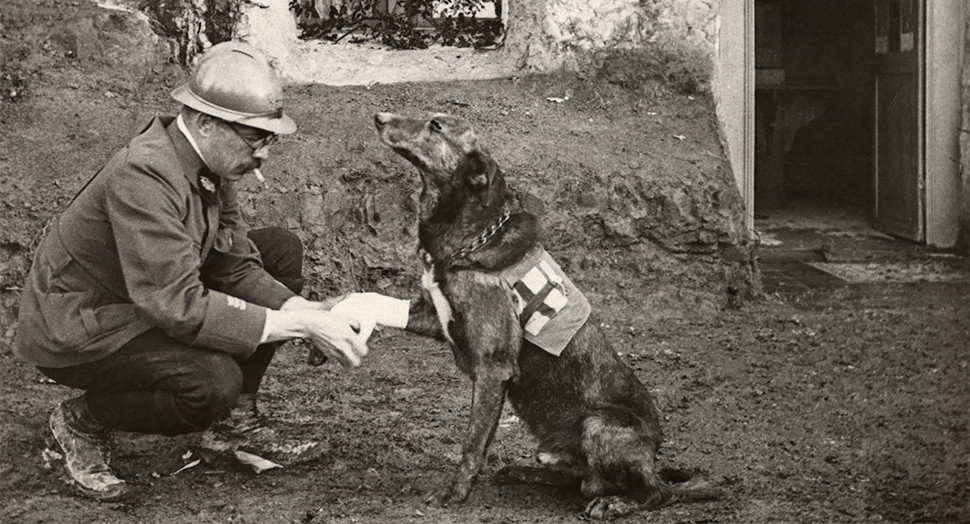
[289,0,504,49]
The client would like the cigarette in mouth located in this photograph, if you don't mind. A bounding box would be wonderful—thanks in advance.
[253,168,265,183]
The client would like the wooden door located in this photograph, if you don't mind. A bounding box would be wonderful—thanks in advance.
[873,0,923,240]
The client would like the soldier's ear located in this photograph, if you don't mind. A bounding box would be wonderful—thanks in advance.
[188,110,219,139]
[458,151,499,207]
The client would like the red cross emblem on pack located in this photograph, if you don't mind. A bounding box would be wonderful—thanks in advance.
[501,246,592,356]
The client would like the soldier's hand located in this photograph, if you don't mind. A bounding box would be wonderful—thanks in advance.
[304,311,369,368]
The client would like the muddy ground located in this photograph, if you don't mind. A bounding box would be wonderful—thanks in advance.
[1,1,968,523]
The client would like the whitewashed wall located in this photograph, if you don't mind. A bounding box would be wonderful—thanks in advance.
[236,0,746,199]
[239,0,717,83]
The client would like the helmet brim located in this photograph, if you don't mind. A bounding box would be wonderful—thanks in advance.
[172,84,297,135]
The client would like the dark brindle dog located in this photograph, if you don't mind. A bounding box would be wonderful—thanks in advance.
[374,112,721,518]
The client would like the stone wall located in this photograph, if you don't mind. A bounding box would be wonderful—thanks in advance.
[501,0,717,73]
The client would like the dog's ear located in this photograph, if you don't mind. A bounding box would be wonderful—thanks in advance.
[458,151,499,208]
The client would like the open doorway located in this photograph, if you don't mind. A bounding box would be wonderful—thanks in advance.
[749,0,965,248]
[753,0,876,231]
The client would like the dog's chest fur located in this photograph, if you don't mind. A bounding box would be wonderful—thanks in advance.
[420,263,455,345]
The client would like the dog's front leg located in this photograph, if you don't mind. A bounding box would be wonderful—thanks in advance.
[406,266,456,341]
[404,293,448,341]
[424,272,521,506]
[427,370,508,506]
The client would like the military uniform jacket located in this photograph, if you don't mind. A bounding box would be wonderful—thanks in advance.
[15,117,296,368]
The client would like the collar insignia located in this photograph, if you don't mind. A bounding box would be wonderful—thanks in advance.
[200,175,217,193]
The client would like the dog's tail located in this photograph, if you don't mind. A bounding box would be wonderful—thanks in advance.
[660,467,724,504]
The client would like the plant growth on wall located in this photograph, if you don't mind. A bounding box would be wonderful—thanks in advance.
[289,0,503,49]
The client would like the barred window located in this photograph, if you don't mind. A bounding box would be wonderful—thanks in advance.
[290,0,504,49]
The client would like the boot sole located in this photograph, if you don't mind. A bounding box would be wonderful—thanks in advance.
[71,478,128,501]
[48,408,128,502]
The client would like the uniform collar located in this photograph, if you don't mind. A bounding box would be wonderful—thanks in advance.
[164,117,220,196]
[176,114,210,168]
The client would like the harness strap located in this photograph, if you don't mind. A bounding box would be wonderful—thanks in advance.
[513,280,549,323]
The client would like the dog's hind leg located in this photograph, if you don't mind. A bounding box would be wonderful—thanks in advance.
[579,410,722,518]
[584,493,664,519]
[581,461,674,519]
[583,473,722,519]
[492,465,580,488]
[578,408,670,518]
[492,441,586,485]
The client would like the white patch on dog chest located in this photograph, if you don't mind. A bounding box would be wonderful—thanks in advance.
[422,266,454,344]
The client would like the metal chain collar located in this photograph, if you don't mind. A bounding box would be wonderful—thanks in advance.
[445,208,511,263]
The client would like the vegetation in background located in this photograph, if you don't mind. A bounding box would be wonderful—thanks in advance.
[289,0,503,49]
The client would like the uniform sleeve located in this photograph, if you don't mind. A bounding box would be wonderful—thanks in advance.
[104,161,267,358]
[200,182,296,309]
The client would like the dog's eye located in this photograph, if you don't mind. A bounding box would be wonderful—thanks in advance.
[429,119,442,132]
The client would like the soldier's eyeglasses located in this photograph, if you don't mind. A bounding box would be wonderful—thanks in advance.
[226,121,279,151]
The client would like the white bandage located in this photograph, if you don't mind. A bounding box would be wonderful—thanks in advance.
[330,293,410,330]
[351,318,377,344]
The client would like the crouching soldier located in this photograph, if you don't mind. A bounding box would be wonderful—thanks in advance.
[14,41,369,500]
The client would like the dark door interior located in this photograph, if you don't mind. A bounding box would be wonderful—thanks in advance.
[754,0,877,218]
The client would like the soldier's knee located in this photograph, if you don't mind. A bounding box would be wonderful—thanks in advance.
[173,353,243,429]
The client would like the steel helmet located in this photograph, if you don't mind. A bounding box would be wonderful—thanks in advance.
[171,41,296,135]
